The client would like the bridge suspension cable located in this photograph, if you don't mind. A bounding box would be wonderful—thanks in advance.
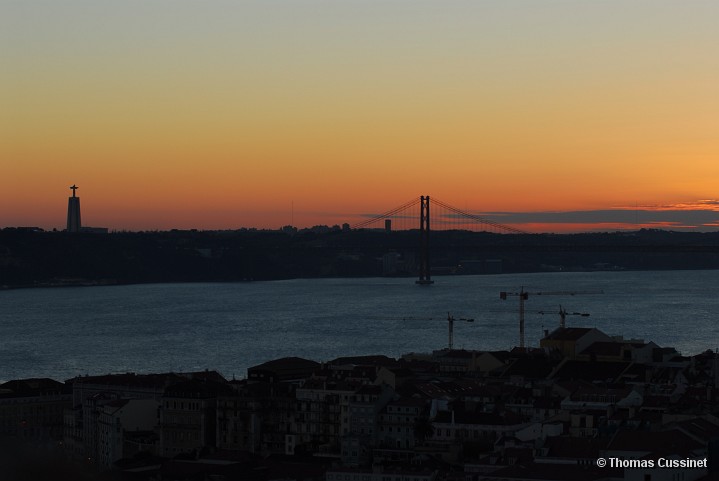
[350,197,420,230]
[431,197,527,234]
[351,195,526,234]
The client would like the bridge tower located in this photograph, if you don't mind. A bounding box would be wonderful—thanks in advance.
[416,195,434,285]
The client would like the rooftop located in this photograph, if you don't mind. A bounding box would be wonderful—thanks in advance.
[543,327,595,341]
[607,429,702,458]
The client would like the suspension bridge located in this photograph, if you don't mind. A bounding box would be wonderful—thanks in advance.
[350,196,526,234]
[350,196,526,285]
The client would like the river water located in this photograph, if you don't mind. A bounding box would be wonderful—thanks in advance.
[1,270,718,383]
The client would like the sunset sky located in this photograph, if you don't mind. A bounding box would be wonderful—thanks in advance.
[2,1,718,232]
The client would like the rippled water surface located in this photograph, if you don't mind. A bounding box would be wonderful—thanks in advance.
[1,270,718,382]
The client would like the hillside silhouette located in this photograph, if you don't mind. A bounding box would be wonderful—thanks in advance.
[1,228,718,288]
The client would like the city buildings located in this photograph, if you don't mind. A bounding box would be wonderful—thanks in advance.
[2,327,719,480]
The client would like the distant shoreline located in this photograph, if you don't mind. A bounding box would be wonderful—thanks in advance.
[2,228,718,290]
[3,266,719,293]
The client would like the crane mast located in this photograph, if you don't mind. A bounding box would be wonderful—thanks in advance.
[538,305,590,328]
[446,312,474,350]
[500,288,601,349]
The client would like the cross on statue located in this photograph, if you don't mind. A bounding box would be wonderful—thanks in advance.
[70,184,78,197]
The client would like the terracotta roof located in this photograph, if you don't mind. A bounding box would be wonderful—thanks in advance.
[580,341,622,356]
[413,381,472,398]
[543,327,594,341]
[329,354,397,367]
[249,356,319,372]
[487,350,512,362]
[71,371,225,389]
[607,429,702,457]
[487,462,620,480]
[618,363,649,381]
[434,349,476,359]
[163,378,234,398]
[299,377,362,391]
[543,435,608,459]
[0,378,68,398]
[501,357,557,379]
[550,360,631,382]
[670,417,719,444]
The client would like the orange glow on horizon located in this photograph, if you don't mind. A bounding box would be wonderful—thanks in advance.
[2,2,718,231]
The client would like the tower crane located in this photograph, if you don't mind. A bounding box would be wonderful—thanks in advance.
[376,313,474,350]
[538,305,590,329]
[499,287,602,348]
[446,312,474,350]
